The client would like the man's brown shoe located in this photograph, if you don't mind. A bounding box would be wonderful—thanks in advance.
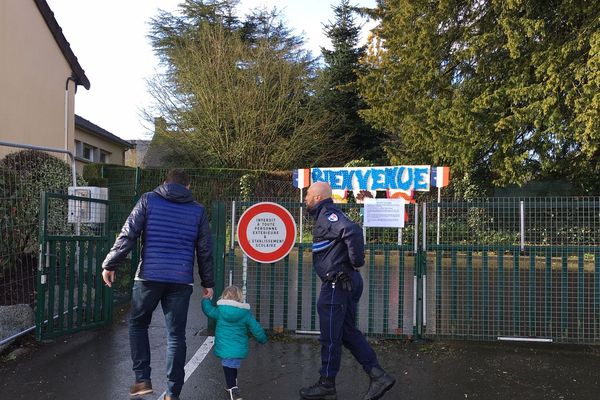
[129,380,153,396]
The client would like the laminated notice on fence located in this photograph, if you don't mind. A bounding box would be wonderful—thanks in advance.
[363,198,405,228]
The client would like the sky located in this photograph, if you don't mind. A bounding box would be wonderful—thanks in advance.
[46,0,377,141]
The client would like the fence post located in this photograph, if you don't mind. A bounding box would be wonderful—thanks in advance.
[520,200,525,252]
[414,250,425,340]
[127,168,142,282]
[422,203,427,331]
[230,201,237,287]
[411,203,427,340]
[35,191,48,341]
[209,201,227,334]
[134,167,141,200]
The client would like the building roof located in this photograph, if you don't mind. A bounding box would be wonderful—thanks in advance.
[34,0,91,89]
[75,115,133,148]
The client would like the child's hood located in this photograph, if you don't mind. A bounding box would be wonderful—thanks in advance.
[217,299,251,322]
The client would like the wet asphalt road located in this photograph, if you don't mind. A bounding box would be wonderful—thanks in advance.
[2,285,600,400]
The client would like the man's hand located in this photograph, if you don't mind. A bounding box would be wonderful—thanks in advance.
[336,272,352,291]
[203,287,214,299]
[102,270,115,287]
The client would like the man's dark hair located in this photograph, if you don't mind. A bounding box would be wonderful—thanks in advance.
[165,168,190,186]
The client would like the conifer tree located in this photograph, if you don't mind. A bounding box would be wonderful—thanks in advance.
[317,0,386,163]
[358,0,599,193]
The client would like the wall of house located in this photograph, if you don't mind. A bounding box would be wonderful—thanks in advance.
[124,140,150,167]
[0,0,76,161]
[74,128,128,173]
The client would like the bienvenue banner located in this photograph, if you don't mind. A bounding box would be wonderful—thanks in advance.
[311,166,431,192]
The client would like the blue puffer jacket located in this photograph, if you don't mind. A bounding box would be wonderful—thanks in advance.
[102,183,214,287]
[202,298,267,359]
[308,198,365,281]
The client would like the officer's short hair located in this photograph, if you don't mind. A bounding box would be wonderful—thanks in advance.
[165,169,190,186]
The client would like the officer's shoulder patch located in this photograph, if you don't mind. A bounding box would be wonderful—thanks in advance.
[327,213,339,222]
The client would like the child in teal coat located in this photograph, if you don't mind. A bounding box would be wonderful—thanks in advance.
[202,285,267,400]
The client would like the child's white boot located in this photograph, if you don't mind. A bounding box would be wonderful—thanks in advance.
[227,386,242,400]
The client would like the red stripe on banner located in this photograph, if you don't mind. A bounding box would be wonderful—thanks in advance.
[303,168,311,188]
[441,167,450,187]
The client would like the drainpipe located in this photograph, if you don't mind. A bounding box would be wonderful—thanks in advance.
[64,76,76,161]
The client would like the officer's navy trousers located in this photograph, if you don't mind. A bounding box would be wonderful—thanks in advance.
[317,270,380,378]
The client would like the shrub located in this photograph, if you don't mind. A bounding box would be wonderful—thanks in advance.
[82,163,108,187]
[0,150,86,269]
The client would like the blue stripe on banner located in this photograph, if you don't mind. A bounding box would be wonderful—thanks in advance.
[430,167,438,187]
[292,170,299,188]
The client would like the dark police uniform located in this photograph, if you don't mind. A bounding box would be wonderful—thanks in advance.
[309,198,380,379]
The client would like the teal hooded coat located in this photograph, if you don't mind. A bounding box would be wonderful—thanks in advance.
[202,298,267,359]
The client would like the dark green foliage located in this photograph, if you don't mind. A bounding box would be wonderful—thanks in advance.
[82,164,108,187]
[0,166,19,272]
[0,150,86,270]
[239,171,294,200]
[316,0,386,163]
[358,0,600,193]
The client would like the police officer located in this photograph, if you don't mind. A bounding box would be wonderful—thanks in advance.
[299,182,395,400]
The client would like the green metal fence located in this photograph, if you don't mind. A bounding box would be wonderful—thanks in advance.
[100,166,296,218]
[215,199,418,338]
[424,197,600,344]
[100,166,297,300]
[98,166,600,344]
[36,192,112,340]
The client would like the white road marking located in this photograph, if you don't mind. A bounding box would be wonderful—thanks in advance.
[157,336,215,399]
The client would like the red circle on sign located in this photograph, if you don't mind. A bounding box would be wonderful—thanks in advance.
[237,202,297,263]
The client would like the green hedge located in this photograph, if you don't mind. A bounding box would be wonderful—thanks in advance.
[0,150,86,271]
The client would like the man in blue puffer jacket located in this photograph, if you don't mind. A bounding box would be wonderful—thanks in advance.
[299,182,395,400]
[101,169,214,400]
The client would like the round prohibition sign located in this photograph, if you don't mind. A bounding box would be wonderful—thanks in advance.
[237,202,297,264]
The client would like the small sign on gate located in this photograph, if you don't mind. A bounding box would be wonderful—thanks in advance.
[363,198,405,228]
[236,202,297,263]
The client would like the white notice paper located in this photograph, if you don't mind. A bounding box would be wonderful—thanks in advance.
[363,198,405,228]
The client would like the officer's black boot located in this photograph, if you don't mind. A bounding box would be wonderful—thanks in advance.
[363,367,395,400]
[299,376,337,400]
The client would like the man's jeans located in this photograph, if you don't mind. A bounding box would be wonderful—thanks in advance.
[129,281,193,397]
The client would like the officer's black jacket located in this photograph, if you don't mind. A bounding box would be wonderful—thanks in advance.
[308,198,365,281]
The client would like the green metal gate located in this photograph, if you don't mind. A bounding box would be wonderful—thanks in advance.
[36,192,113,340]
[212,200,420,338]
[212,197,600,344]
